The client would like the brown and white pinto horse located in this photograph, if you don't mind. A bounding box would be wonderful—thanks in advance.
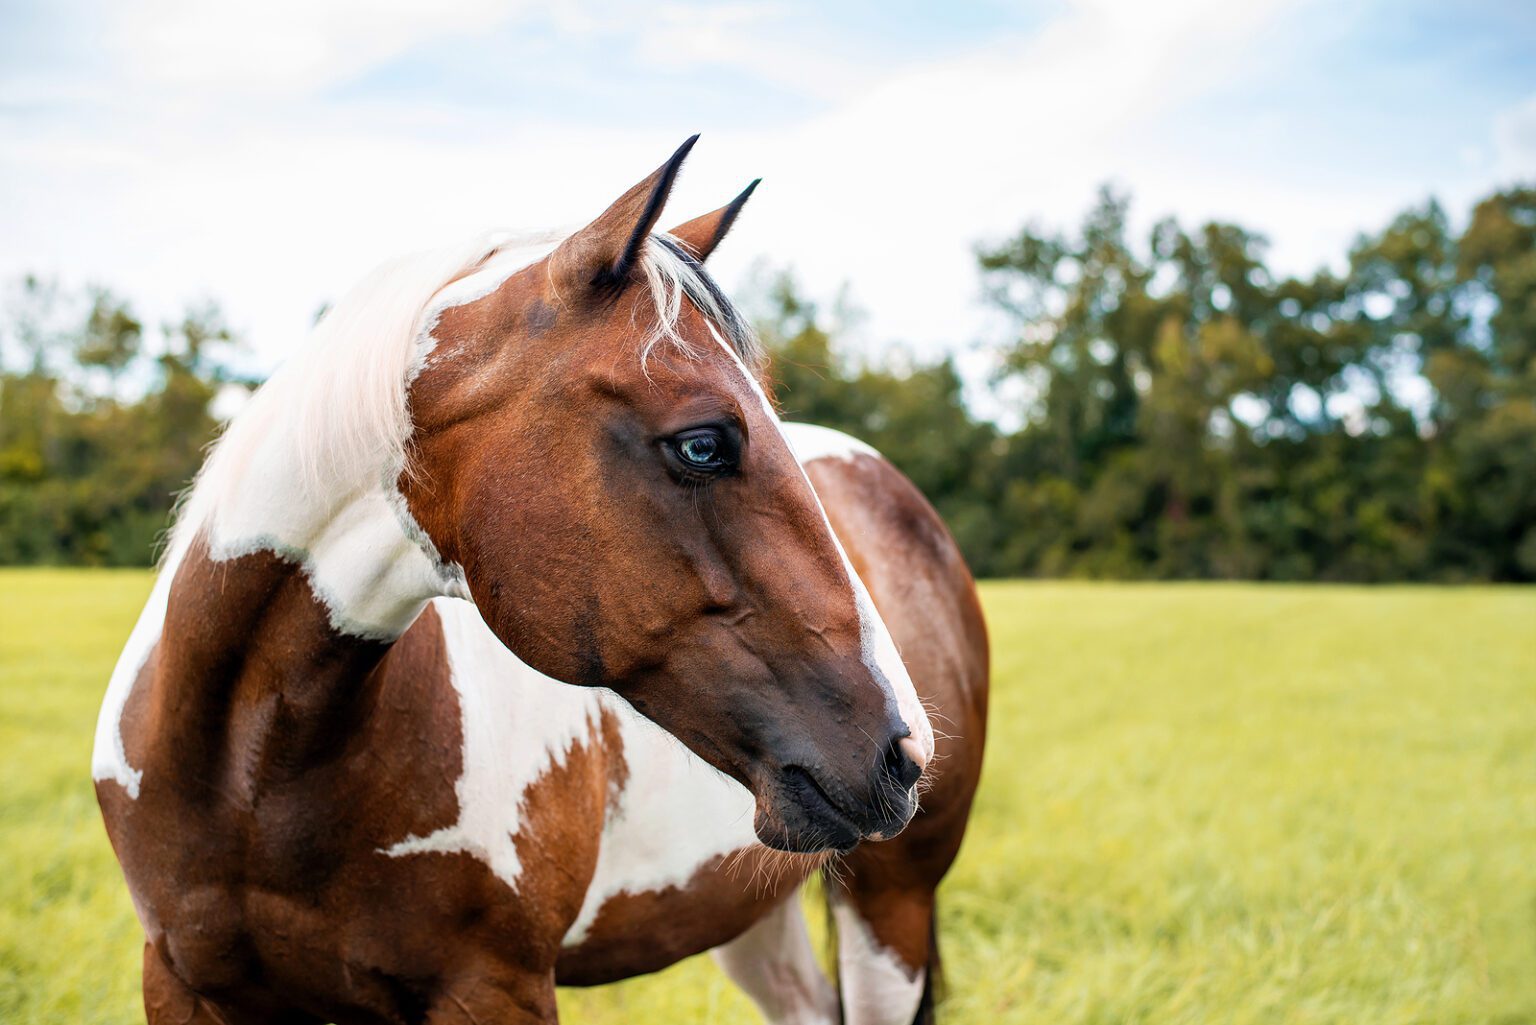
[94,138,988,1025]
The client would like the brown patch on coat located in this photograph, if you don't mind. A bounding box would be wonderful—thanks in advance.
[556,846,822,985]
[98,543,616,1023]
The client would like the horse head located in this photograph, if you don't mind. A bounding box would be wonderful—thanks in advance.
[402,138,934,853]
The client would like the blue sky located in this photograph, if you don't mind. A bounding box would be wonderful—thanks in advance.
[1,0,1532,382]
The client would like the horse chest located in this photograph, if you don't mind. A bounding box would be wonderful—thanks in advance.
[396,600,759,896]
[554,743,812,983]
[394,600,782,968]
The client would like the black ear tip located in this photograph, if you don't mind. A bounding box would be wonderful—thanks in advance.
[673,134,702,163]
[657,135,700,187]
[723,179,761,220]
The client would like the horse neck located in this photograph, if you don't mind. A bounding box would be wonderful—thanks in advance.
[147,442,464,789]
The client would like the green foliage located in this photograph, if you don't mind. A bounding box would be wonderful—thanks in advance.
[974,184,1536,580]
[0,284,247,565]
[756,184,1535,580]
[3,571,1531,1023]
[755,272,1007,570]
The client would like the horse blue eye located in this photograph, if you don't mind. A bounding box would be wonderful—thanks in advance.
[668,427,736,478]
[679,435,719,465]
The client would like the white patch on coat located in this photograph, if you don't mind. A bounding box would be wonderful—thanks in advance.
[780,422,881,465]
[381,598,607,887]
[832,900,926,1025]
[375,598,755,909]
[712,893,840,1025]
[90,559,177,798]
[199,489,456,640]
[562,709,757,946]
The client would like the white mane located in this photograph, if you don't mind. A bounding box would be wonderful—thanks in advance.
[167,231,761,562]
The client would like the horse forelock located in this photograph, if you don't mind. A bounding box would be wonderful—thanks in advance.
[639,234,763,376]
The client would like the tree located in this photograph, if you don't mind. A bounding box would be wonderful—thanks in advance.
[0,287,246,565]
[755,270,1007,575]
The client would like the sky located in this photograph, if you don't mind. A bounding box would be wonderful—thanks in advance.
[2,0,1533,385]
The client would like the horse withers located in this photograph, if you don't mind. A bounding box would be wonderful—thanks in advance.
[93,138,988,1025]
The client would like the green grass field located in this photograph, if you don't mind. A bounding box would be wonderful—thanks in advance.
[1,570,1532,1024]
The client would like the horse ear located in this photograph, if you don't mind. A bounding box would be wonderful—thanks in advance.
[667,179,761,262]
[552,135,698,293]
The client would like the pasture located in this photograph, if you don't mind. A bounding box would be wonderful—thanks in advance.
[1,569,1531,1024]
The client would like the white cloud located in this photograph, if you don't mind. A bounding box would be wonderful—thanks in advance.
[1492,93,1536,180]
[0,0,1529,388]
[627,2,877,101]
[112,0,522,95]
[701,0,1312,349]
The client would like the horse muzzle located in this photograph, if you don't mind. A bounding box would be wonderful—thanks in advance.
[752,734,925,853]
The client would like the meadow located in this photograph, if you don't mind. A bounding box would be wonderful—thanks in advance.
[1,569,1532,1024]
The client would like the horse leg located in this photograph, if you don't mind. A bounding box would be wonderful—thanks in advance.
[828,883,936,1025]
[712,890,839,1025]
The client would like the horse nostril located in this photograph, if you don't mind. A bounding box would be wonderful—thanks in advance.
[884,734,924,790]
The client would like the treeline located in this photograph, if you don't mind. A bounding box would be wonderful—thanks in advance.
[764,185,1535,581]
[2,186,1533,579]
[0,281,244,564]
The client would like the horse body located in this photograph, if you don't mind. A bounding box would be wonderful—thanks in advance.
[94,141,986,1024]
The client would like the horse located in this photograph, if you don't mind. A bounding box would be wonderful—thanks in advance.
[93,137,989,1025]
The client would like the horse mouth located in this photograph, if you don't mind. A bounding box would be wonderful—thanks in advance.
[768,765,864,854]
